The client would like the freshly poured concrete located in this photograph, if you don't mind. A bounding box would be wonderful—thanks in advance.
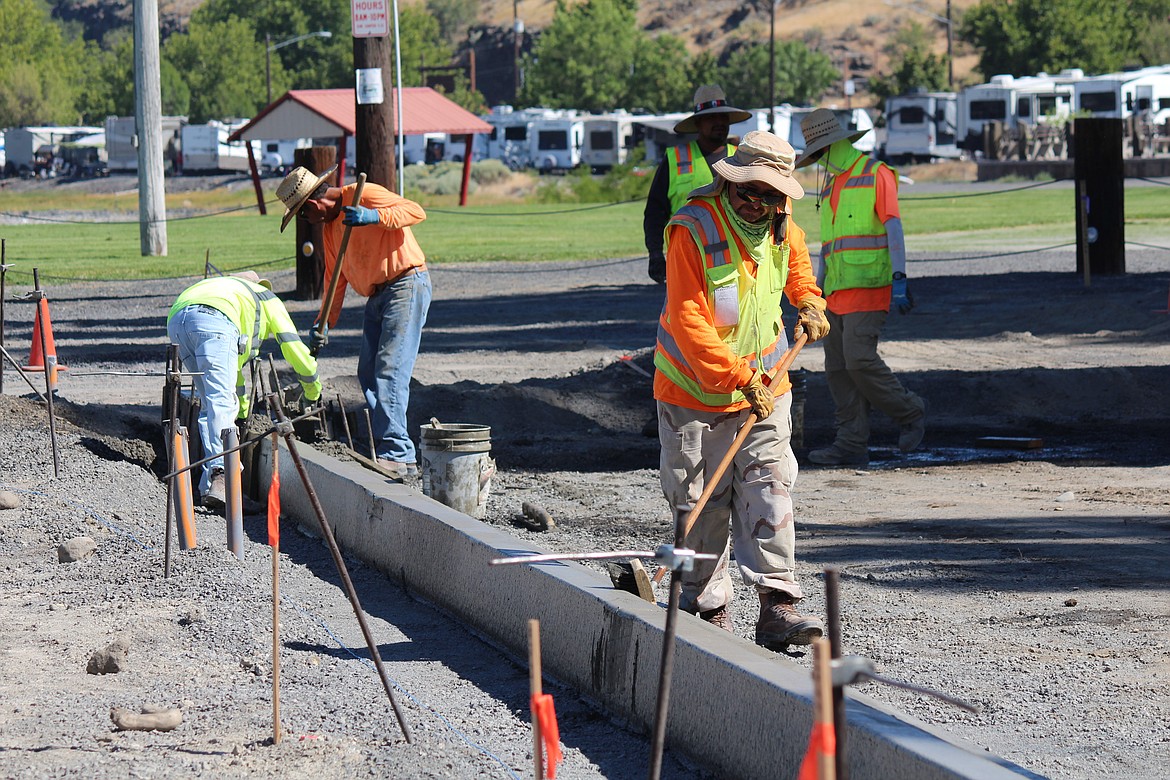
[258,439,1042,780]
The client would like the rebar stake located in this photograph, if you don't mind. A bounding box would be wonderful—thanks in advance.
[265,392,413,743]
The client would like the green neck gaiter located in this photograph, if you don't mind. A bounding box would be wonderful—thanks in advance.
[720,188,771,246]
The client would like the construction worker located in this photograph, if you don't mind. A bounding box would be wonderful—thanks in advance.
[276,166,431,478]
[654,130,831,651]
[167,272,322,510]
[795,108,926,467]
[643,84,751,284]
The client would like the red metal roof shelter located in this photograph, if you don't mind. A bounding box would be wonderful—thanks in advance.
[228,87,492,209]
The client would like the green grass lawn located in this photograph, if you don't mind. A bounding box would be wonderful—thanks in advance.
[0,183,1165,282]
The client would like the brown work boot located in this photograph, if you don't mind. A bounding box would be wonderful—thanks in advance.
[698,604,734,633]
[755,591,823,651]
[202,468,226,510]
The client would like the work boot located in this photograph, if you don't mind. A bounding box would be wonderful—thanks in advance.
[755,591,823,651]
[377,459,418,478]
[808,443,869,467]
[899,414,926,452]
[699,605,734,633]
[202,468,226,510]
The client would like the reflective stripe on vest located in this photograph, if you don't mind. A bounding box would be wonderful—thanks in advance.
[665,142,735,216]
[656,195,790,408]
[820,156,892,296]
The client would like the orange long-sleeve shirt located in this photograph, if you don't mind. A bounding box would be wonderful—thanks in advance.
[320,182,428,328]
[654,215,822,412]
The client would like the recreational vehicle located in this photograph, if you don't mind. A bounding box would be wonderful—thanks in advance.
[180,121,257,173]
[883,91,961,163]
[1074,65,1170,123]
[530,112,584,173]
[103,116,187,173]
[477,106,550,170]
[957,72,1078,152]
[5,126,102,177]
[581,111,637,171]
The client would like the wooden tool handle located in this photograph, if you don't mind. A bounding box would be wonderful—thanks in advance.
[652,333,808,585]
[315,172,367,338]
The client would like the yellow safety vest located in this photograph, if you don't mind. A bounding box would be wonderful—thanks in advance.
[819,154,893,296]
[665,141,736,216]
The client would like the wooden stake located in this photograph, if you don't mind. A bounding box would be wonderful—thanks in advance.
[528,619,544,780]
[812,637,837,780]
[363,407,377,460]
[272,442,282,745]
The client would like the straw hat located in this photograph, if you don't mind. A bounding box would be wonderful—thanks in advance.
[276,164,338,232]
[795,108,868,168]
[232,270,272,290]
[711,131,804,201]
[673,85,752,134]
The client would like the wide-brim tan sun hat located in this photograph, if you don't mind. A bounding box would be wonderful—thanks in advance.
[673,85,753,134]
[795,108,868,168]
[276,164,338,232]
[711,130,804,201]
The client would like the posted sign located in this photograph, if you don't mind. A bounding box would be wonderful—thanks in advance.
[352,0,389,38]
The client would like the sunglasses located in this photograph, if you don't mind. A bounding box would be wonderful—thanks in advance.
[735,185,785,208]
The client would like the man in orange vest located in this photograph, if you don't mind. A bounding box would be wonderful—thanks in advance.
[796,108,925,467]
[643,85,751,284]
[654,130,830,651]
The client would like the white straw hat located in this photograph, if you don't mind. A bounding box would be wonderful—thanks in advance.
[673,85,752,134]
[795,108,868,168]
[276,165,338,232]
[711,131,804,201]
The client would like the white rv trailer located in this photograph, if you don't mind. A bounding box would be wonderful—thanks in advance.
[475,105,563,170]
[581,111,638,171]
[883,91,961,163]
[5,126,102,176]
[103,116,188,173]
[957,71,1079,151]
[530,111,584,173]
[180,121,259,173]
[1074,65,1170,123]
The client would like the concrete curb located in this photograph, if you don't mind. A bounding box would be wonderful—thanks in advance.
[258,439,1043,780]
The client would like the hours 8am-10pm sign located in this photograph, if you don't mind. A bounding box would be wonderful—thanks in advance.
[352,0,389,38]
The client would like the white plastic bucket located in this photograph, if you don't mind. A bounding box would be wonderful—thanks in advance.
[419,422,495,518]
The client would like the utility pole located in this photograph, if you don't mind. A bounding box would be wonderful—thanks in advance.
[133,0,167,256]
[769,0,777,133]
[513,0,524,103]
[946,0,954,89]
[354,34,395,189]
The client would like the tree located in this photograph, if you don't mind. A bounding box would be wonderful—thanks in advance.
[719,40,839,107]
[521,0,641,111]
[0,0,79,126]
[427,0,481,45]
[164,16,269,122]
[73,36,191,124]
[626,34,693,113]
[868,22,949,104]
[960,0,1136,78]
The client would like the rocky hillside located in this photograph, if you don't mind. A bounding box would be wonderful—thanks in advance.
[51,0,982,106]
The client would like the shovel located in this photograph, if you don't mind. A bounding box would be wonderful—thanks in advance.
[647,332,809,587]
[310,171,367,357]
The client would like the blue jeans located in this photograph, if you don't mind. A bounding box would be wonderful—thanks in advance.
[359,270,432,463]
[167,305,240,495]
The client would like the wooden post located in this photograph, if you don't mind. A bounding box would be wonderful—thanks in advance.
[1073,118,1125,276]
[812,638,837,780]
[293,147,336,300]
[133,0,167,256]
[354,34,396,190]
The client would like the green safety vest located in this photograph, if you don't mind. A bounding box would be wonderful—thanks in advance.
[168,276,321,416]
[655,194,791,408]
[665,141,736,217]
[819,155,893,296]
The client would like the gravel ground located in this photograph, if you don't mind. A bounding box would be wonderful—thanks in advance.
[1,204,1169,778]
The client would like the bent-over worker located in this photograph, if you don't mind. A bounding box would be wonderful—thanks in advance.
[166,271,322,509]
[654,130,831,651]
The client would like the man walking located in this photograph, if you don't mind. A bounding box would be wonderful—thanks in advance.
[167,271,322,509]
[796,109,925,466]
[654,130,831,651]
[643,85,751,284]
[276,166,431,477]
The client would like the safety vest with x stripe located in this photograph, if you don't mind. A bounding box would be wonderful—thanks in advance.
[819,154,893,296]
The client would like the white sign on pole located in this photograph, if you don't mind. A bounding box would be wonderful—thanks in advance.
[356,68,384,105]
[352,0,389,38]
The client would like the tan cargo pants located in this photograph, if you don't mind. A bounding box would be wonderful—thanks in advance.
[658,395,803,614]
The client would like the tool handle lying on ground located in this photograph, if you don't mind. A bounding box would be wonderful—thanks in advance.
[312,172,367,356]
[651,333,808,585]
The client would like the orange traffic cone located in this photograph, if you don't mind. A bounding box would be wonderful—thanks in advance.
[22,296,66,389]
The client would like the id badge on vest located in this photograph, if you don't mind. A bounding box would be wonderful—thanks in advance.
[712,283,739,327]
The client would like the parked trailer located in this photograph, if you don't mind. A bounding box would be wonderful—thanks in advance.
[531,112,584,173]
[883,91,961,163]
[104,116,187,173]
[180,121,258,173]
[5,126,101,177]
[957,72,1079,152]
[476,106,557,170]
[581,112,638,171]
[1075,65,1170,123]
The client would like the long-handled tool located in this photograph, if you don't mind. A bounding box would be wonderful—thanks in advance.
[649,333,808,586]
[310,172,367,356]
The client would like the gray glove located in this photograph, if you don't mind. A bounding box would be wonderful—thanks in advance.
[309,327,328,356]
